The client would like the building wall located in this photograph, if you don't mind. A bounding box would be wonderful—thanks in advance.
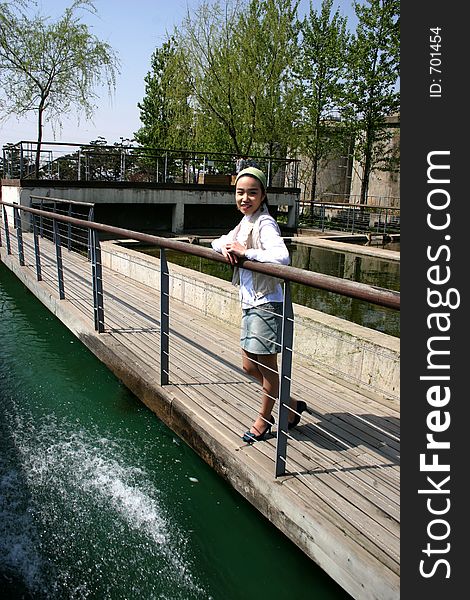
[349,116,400,206]
[299,115,400,207]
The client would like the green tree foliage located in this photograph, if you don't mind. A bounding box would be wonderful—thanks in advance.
[175,0,250,155]
[239,0,300,157]
[342,0,400,202]
[135,37,194,151]
[0,0,119,176]
[168,0,299,157]
[296,0,350,202]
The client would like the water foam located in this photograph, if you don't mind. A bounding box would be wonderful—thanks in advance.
[2,408,209,598]
[0,464,47,592]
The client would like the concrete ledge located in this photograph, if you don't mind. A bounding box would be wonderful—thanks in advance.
[102,241,400,402]
[291,235,400,262]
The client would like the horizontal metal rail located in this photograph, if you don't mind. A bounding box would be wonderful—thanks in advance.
[301,200,400,210]
[30,194,95,207]
[0,201,400,310]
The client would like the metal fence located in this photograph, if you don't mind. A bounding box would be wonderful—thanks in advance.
[0,199,399,478]
[2,141,300,189]
[297,199,400,236]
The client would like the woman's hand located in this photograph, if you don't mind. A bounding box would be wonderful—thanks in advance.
[223,241,246,265]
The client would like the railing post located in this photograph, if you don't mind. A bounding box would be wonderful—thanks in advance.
[20,144,24,178]
[275,282,294,478]
[39,199,44,237]
[90,228,105,332]
[32,216,42,281]
[87,206,94,261]
[2,206,11,254]
[53,218,65,299]
[160,248,170,385]
[13,206,25,266]
[67,203,72,251]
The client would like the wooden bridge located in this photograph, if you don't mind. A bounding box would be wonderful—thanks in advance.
[0,203,400,600]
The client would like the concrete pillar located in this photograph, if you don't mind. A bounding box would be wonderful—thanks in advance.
[172,202,185,234]
[343,253,360,281]
[287,204,297,229]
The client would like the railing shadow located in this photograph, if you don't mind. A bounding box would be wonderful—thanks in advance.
[286,407,400,466]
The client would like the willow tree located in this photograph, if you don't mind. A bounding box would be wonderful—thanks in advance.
[342,0,400,203]
[296,0,349,202]
[0,0,119,177]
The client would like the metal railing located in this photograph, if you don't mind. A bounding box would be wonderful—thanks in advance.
[2,141,300,189]
[29,195,95,254]
[298,199,400,236]
[315,193,400,208]
[0,200,399,478]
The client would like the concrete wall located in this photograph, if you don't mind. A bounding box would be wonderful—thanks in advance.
[1,180,299,233]
[102,241,399,402]
[0,180,21,222]
[298,116,400,206]
[298,152,352,202]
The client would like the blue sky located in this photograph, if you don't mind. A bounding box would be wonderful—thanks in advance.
[0,0,358,148]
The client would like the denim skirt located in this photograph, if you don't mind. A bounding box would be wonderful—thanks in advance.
[240,302,283,355]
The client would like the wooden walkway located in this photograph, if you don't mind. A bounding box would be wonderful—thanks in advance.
[1,230,400,600]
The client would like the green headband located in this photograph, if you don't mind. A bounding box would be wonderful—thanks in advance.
[235,167,267,191]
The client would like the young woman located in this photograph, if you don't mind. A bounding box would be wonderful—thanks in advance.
[212,167,307,443]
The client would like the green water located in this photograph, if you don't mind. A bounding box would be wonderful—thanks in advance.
[0,263,350,600]
[132,242,400,337]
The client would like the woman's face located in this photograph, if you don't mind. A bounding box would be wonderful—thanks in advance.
[235,176,265,216]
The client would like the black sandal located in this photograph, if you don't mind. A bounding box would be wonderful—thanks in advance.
[288,401,307,430]
[242,415,275,443]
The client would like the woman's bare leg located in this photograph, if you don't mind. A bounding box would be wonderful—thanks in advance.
[241,349,263,384]
[242,350,278,434]
[241,350,302,434]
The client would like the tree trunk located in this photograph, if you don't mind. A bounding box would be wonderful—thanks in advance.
[310,120,321,212]
[360,161,370,204]
[310,156,318,204]
[35,104,45,178]
[360,131,373,205]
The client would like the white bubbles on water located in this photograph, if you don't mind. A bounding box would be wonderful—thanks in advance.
[0,465,47,593]
[2,409,209,599]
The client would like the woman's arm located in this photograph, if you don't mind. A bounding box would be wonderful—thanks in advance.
[211,226,241,265]
[211,227,237,253]
[244,217,290,265]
